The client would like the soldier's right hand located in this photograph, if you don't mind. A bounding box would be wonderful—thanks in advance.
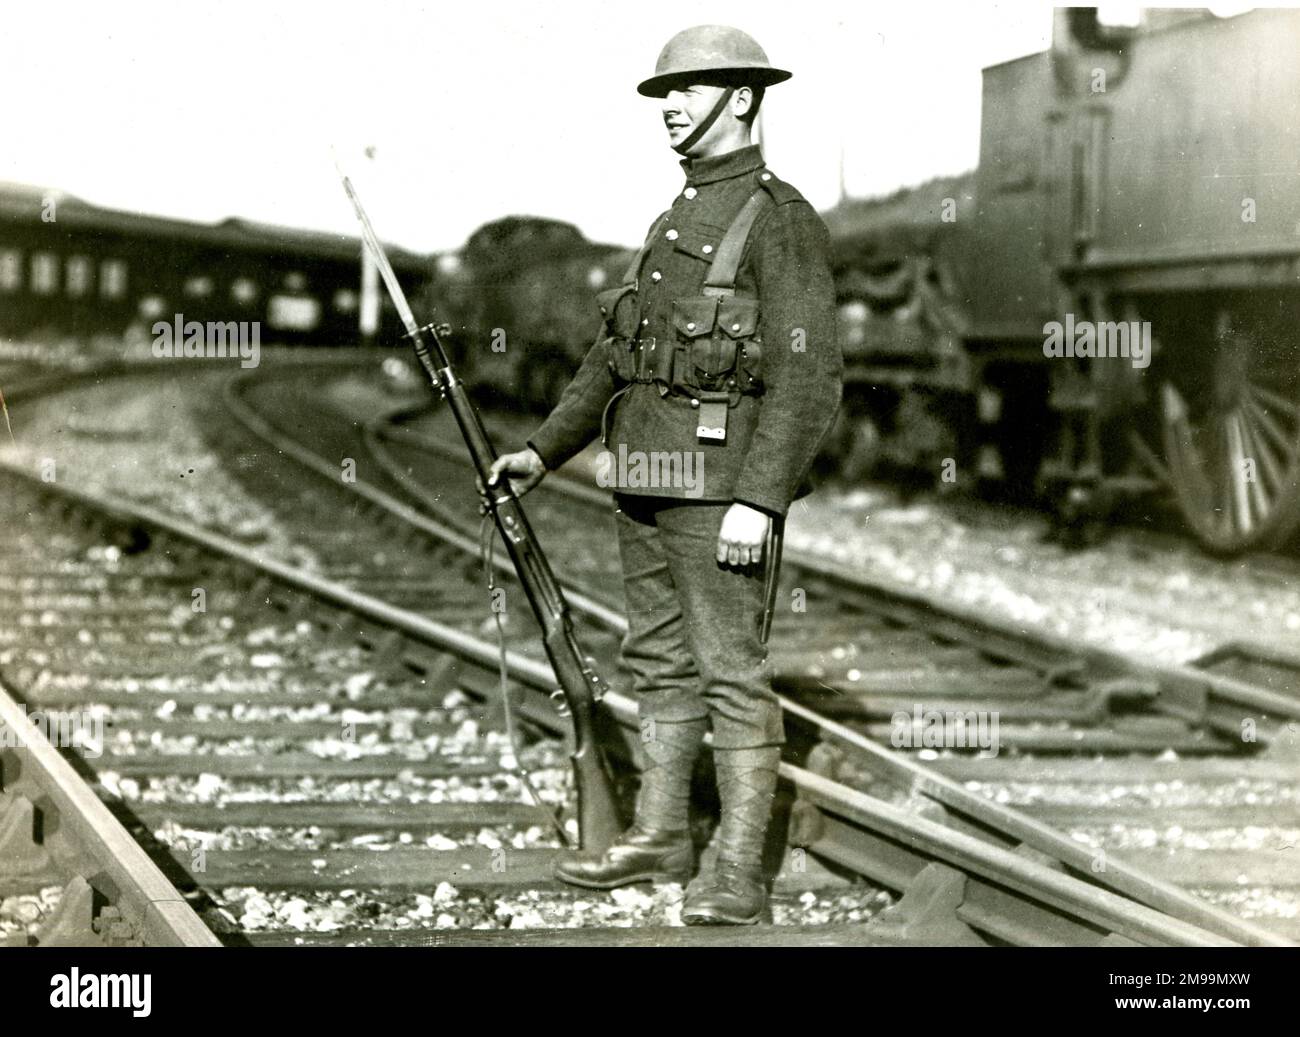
[487,447,547,497]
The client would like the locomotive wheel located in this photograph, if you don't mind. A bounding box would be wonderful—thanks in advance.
[1160,302,1300,554]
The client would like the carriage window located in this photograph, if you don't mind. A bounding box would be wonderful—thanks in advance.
[268,294,321,330]
[333,288,358,313]
[185,275,214,297]
[284,271,307,292]
[31,253,59,295]
[231,278,257,303]
[0,249,20,291]
[66,256,92,297]
[100,260,128,299]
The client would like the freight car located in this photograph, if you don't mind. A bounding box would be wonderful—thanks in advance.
[0,182,428,347]
[824,7,1300,554]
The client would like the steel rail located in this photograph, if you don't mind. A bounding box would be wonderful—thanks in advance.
[0,679,220,946]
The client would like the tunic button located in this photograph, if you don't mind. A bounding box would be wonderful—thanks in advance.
[665,229,678,241]
[761,172,772,181]
[641,318,649,326]
[651,271,662,282]
[686,322,696,331]
[731,323,741,331]
[690,398,700,408]
[702,244,713,254]
[684,187,698,199]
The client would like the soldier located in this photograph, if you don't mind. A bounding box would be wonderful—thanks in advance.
[488,24,842,925]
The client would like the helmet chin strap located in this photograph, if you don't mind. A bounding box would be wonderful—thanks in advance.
[673,87,735,155]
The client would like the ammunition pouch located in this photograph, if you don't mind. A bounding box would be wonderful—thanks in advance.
[670,295,763,400]
[598,283,641,384]
[599,291,764,401]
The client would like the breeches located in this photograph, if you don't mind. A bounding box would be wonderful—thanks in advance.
[613,492,784,749]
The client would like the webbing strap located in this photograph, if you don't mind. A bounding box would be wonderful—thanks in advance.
[702,189,770,297]
[621,175,773,294]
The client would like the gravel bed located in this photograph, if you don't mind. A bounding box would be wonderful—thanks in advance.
[785,487,1300,666]
[96,759,571,808]
[1194,888,1300,925]
[211,882,890,935]
[960,777,1300,810]
[0,372,321,571]
[0,887,63,941]
[151,821,561,855]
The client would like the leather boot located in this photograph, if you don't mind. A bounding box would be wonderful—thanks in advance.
[553,716,705,889]
[682,746,780,925]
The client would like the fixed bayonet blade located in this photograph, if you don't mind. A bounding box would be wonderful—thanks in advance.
[340,175,420,338]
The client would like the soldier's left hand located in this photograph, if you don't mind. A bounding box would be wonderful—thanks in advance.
[717,503,770,568]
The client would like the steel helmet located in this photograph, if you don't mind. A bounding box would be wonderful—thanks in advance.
[637,25,792,98]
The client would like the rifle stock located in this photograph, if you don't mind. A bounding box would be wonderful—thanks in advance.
[410,328,623,852]
[336,173,621,851]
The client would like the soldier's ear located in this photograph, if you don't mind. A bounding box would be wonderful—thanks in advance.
[732,86,754,119]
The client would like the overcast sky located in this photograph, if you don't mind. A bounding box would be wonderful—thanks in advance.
[0,2,1252,253]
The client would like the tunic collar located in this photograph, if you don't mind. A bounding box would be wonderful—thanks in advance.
[679,144,765,187]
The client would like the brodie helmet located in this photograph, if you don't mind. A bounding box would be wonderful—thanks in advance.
[637,25,792,98]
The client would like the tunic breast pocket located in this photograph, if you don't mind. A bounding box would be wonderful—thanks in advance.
[670,226,725,264]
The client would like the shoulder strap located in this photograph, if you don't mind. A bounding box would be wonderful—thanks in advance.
[702,190,770,297]
[621,211,672,286]
[754,168,805,206]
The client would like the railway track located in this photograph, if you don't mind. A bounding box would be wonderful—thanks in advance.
[0,357,1294,946]
[0,674,218,946]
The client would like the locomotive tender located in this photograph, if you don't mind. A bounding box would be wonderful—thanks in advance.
[826,7,1300,554]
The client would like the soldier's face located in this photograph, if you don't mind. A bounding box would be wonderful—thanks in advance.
[662,83,732,152]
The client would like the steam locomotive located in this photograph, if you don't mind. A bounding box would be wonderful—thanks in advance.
[420,216,633,411]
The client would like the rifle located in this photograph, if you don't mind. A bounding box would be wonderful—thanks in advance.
[340,175,622,853]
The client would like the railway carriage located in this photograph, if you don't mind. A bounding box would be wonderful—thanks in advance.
[0,182,428,348]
